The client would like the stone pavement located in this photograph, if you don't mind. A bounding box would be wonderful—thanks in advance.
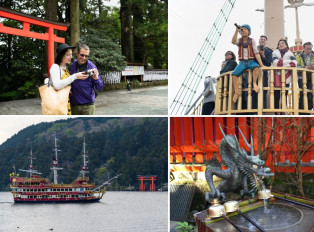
[0,85,168,115]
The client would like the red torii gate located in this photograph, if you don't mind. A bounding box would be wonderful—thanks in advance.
[137,175,157,191]
[0,7,69,74]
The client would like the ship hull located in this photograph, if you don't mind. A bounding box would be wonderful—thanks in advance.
[14,197,102,203]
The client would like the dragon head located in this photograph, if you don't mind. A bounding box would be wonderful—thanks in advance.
[245,154,273,177]
[218,124,273,178]
[237,127,273,178]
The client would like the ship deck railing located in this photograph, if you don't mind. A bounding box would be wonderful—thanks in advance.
[11,184,95,189]
[12,177,49,182]
[187,67,314,115]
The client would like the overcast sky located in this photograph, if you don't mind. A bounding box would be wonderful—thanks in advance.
[0,116,70,145]
[169,0,314,106]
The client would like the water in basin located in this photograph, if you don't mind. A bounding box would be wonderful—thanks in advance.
[232,203,302,231]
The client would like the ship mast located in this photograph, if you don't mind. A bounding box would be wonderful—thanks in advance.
[18,143,41,177]
[80,137,89,178]
[50,133,63,184]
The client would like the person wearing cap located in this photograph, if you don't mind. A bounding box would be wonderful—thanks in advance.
[69,44,104,115]
[231,24,264,103]
[49,43,89,115]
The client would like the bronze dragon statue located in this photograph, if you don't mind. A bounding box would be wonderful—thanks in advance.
[205,124,273,203]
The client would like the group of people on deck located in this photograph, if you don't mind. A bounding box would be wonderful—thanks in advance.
[202,24,314,115]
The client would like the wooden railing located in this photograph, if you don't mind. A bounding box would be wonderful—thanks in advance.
[189,67,314,115]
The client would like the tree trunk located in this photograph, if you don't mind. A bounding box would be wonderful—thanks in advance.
[45,0,58,73]
[70,0,80,46]
[98,0,102,15]
[133,4,145,64]
[296,161,305,197]
[120,0,134,62]
[46,0,58,21]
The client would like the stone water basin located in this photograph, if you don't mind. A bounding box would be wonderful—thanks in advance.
[194,194,314,232]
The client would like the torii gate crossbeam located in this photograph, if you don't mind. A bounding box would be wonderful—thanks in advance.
[0,7,69,75]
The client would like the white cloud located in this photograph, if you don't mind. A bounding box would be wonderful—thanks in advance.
[0,116,70,145]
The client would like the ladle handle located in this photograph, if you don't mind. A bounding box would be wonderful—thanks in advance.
[274,196,314,209]
[222,214,245,232]
[236,209,266,232]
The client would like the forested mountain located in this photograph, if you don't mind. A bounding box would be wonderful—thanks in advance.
[0,117,168,191]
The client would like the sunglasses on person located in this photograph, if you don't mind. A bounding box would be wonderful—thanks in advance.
[79,54,89,58]
[225,52,232,56]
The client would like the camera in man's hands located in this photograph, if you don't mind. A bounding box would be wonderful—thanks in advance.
[84,69,94,77]
[259,45,264,51]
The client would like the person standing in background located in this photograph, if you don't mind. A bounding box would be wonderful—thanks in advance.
[255,35,273,109]
[272,38,297,111]
[202,76,216,115]
[296,42,314,114]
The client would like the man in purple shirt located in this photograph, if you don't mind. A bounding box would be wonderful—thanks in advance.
[69,44,104,115]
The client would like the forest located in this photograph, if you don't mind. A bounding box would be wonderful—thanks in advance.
[0,117,168,191]
[0,0,168,101]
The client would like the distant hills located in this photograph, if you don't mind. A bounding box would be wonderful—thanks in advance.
[0,117,168,191]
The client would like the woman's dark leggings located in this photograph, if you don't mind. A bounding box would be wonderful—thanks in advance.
[274,84,289,109]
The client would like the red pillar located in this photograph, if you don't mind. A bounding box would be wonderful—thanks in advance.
[48,26,54,74]
[149,177,156,191]
[138,176,145,191]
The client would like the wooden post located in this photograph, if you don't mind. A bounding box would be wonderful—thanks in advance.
[258,69,264,115]
[281,69,286,110]
[215,76,222,114]
[238,75,243,111]
[270,69,275,110]
[292,68,299,115]
[223,74,228,113]
[303,70,308,111]
[228,73,233,114]
[248,70,252,110]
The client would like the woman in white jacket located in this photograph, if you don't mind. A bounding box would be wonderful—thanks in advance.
[48,43,88,114]
[272,39,297,110]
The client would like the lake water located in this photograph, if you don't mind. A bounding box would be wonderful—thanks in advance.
[0,191,168,232]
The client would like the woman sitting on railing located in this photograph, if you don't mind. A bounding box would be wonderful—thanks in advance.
[272,38,297,110]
